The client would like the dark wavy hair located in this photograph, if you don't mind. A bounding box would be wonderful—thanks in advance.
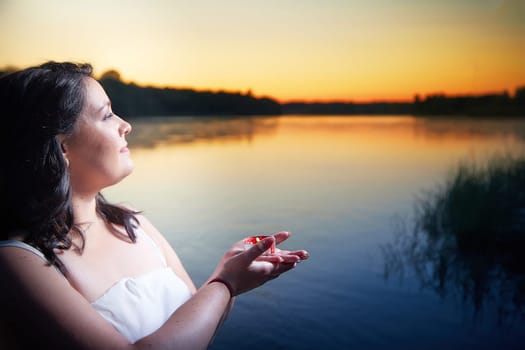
[0,61,139,273]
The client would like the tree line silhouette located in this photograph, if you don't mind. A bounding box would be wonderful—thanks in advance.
[98,70,281,117]
[284,88,525,116]
[413,88,525,116]
[100,74,525,117]
[1,67,523,117]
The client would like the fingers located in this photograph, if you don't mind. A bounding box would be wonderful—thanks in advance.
[255,255,284,264]
[257,254,299,264]
[256,248,309,263]
[272,231,291,245]
[241,236,275,264]
[269,232,309,260]
[287,249,310,260]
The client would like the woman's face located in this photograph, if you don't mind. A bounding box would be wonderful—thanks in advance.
[62,77,133,194]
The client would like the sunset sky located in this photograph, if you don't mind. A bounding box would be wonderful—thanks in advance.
[0,0,524,102]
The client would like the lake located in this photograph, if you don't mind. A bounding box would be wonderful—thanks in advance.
[103,115,525,350]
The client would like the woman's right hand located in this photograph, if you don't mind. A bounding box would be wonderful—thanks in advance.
[209,232,308,296]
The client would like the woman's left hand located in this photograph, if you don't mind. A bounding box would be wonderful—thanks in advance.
[255,231,309,265]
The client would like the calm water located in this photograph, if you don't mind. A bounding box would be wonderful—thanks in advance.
[104,115,525,350]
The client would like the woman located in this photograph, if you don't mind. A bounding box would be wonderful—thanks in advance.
[0,62,308,349]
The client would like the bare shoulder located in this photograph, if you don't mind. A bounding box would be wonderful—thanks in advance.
[134,213,165,243]
[134,213,178,259]
[0,245,61,287]
[0,246,69,316]
[0,246,128,348]
[134,213,197,293]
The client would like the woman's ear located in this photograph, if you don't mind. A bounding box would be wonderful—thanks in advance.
[56,134,67,151]
[55,135,69,167]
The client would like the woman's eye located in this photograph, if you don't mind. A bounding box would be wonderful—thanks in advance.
[103,112,114,120]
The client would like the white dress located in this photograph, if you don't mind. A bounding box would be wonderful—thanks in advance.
[0,228,192,343]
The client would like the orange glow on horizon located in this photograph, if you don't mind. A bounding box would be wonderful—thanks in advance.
[0,0,523,102]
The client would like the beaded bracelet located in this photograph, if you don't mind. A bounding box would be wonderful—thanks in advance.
[208,277,234,298]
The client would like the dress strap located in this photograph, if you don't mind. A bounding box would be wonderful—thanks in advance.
[0,240,66,276]
[0,240,48,261]
[135,227,168,267]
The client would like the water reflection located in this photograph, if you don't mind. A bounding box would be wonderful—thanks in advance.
[414,117,525,142]
[125,115,525,152]
[126,116,280,148]
[103,115,525,349]
[382,154,525,325]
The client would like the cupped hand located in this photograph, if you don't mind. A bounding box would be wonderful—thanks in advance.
[255,231,309,264]
[210,231,308,296]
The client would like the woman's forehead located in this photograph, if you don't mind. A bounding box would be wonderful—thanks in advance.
[82,77,110,114]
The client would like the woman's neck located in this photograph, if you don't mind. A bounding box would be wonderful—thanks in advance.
[71,192,99,225]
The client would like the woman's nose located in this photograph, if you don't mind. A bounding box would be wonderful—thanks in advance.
[119,118,132,135]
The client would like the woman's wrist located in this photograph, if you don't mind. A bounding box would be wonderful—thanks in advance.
[207,277,234,298]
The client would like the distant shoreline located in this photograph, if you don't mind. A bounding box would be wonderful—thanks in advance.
[98,76,524,118]
[2,69,523,117]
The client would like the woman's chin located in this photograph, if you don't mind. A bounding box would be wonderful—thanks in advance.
[114,162,135,183]
[123,163,134,177]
